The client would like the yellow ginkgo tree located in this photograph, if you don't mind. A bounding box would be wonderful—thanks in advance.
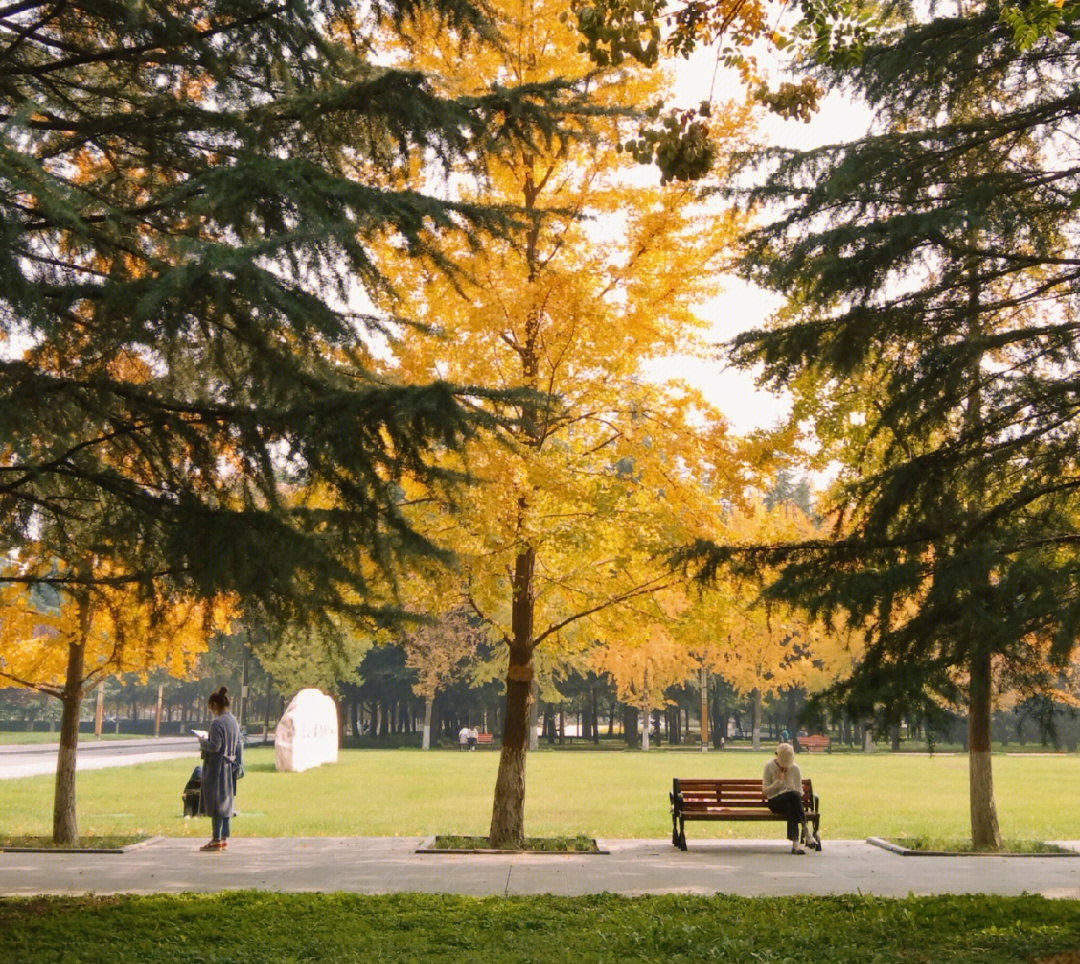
[0,563,232,844]
[375,0,754,846]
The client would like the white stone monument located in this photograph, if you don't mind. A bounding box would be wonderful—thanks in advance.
[274,688,339,772]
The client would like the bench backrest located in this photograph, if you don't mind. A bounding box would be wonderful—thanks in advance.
[674,778,814,809]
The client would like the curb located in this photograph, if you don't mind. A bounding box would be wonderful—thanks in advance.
[0,835,163,855]
[866,837,1080,857]
[415,835,610,855]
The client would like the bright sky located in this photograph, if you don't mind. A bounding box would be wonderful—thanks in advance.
[644,48,874,436]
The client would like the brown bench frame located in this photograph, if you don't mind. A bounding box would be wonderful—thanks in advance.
[476,732,494,745]
[669,778,820,851]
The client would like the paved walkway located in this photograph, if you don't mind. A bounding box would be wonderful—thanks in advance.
[0,738,197,780]
[3,838,1078,898]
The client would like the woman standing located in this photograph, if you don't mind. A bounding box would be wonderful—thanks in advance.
[199,686,242,852]
[763,742,819,854]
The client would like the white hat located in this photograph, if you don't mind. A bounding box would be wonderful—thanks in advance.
[775,742,795,767]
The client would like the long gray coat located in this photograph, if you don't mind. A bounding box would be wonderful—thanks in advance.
[199,711,242,819]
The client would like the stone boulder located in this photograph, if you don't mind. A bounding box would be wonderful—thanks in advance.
[274,688,338,772]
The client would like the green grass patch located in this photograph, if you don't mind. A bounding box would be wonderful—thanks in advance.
[0,834,148,851]
[0,893,1077,963]
[0,732,157,745]
[1,748,1076,841]
[432,834,600,852]
[888,836,1075,855]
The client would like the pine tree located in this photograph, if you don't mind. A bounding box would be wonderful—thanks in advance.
[0,0,591,841]
[708,3,1080,848]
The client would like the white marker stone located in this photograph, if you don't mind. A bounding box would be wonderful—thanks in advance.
[274,688,339,772]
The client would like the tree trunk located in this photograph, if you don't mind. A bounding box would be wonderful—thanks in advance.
[750,688,762,750]
[641,708,650,751]
[528,679,539,751]
[53,600,89,845]
[489,546,536,848]
[422,696,433,750]
[969,648,1002,850]
[624,705,638,747]
[488,645,533,847]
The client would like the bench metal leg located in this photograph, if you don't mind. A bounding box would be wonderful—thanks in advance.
[678,818,687,852]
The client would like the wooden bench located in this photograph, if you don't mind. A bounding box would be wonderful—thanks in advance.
[669,778,820,851]
[476,732,494,746]
[798,734,831,753]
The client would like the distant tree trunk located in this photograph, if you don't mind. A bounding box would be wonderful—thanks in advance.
[641,708,650,751]
[422,696,433,750]
[750,688,763,750]
[528,680,539,751]
[969,648,1002,850]
[624,706,638,747]
[890,721,901,752]
[53,597,89,844]
[590,685,600,745]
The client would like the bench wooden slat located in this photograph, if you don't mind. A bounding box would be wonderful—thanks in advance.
[670,777,820,851]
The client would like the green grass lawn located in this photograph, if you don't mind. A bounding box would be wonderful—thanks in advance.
[1,893,1077,963]
[0,747,1075,841]
[0,731,156,745]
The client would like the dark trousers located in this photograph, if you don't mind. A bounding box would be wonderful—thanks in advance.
[766,791,805,842]
[212,814,231,840]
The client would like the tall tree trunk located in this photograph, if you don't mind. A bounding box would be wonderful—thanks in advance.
[750,688,763,750]
[489,547,536,848]
[969,648,1002,849]
[641,707,650,751]
[53,598,89,845]
[422,696,433,750]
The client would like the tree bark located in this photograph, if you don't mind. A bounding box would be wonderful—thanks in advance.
[53,599,89,845]
[488,645,533,847]
[528,679,539,751]
[422,696,433,750]
[969,648,1002,850]
[489,546,536,848]
[750,688,762,750]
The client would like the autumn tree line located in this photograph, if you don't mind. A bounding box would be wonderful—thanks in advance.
[2,0,1079,850]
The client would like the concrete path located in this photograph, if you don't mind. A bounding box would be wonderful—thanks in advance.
[3,838,1078,898]
[0,738,198,780]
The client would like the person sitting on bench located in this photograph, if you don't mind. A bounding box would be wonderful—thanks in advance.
[763,742,820,854]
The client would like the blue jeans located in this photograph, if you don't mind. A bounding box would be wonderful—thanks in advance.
[212,815,231,840]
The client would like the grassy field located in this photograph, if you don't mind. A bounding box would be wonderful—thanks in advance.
[1,893,1077,963]
[1,746,1076,841]
[0,731,156,745]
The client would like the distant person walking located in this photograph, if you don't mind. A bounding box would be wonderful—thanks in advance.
[459,725,470,751]
[762,742,819,854]
[198,686,242,852]
[468,726,478,751]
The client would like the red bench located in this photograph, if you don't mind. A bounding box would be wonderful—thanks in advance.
[670,778,820,851]
[476,732,494,746]
[798,734,831,753]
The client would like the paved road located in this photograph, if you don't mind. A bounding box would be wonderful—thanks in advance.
[2,837,1078,898]
[0,737,198,780]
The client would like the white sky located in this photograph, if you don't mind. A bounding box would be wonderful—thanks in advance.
[644,47,873,435]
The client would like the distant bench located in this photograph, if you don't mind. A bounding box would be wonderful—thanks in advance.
[669,778,820,851]
[476,732,494,746]
[798,734,831,753]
